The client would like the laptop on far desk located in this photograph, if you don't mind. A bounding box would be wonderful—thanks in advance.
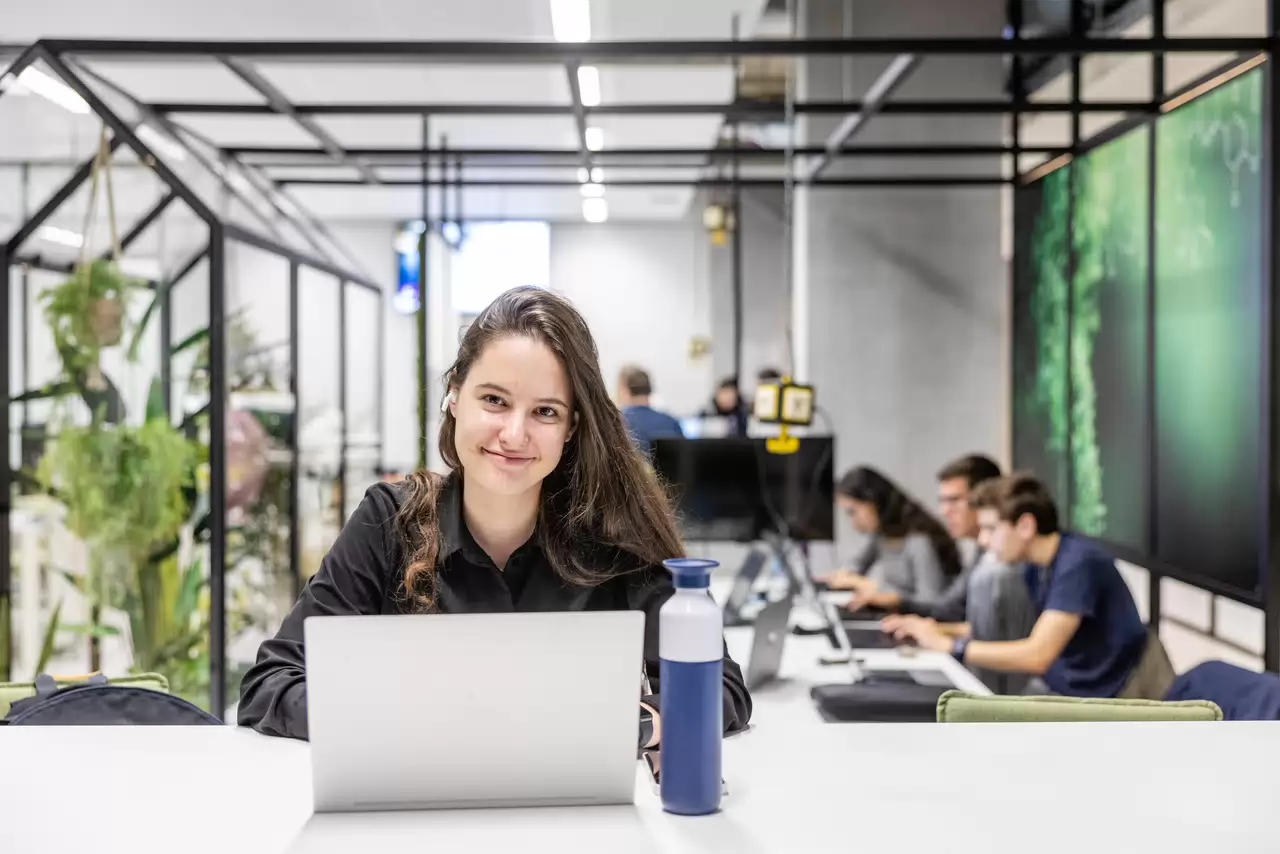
[305,611,645,812]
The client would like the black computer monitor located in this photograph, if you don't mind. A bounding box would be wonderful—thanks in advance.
[651,437,835,542]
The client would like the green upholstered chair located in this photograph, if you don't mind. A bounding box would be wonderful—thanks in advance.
[936,690,1223,723]
[0,672,169,718]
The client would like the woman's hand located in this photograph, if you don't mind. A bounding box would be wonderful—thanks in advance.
[848,587,902,613]
[822,569,873,592]
[640,701,661,749]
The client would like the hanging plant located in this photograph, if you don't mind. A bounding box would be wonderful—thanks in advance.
[40,125,137,391]
[40,259,140,380]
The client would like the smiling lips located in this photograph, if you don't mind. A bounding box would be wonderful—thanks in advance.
[483,448,534,467]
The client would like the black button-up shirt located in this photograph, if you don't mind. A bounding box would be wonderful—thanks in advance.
[238,474,753,740]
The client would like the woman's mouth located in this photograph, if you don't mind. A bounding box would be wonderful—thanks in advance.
[482,448,534,467]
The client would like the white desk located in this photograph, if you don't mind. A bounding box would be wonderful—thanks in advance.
[724,618,991,731]
[3,722,1277,854]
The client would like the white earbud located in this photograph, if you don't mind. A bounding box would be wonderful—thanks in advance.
[440,390,457,414]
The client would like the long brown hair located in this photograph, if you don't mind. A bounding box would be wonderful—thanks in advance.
[837,465,963,578]
[395,286,686,611]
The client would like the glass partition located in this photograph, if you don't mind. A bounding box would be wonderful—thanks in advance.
[343,281,382,520]
[1,107,216,704]
[223,240,295,697]
[0,51,384,713]
[297,266,342,581]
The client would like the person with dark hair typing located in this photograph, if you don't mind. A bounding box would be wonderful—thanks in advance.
[822,466,961,611]
[890,474,1174,700]
[842,455,1038,691]
[238,286,752,741]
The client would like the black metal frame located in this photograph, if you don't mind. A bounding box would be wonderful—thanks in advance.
[1266,0,1280,671]
[1011,42,1278,667]
[0,18,1276,699]
[0,43,384,708]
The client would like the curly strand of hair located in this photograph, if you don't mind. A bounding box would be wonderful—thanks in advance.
[394,469,446,613]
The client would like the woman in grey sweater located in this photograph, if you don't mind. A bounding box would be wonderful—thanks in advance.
[827,466,961,610]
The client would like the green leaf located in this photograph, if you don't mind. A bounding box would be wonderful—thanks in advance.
[61,623,122,638]
[174,557,206,625]
[35,599,65,675]
[55,569,87,594]
[126,288,162,363]
[11,381,77,403]
[145,376,167,424]
[173,326,210,357]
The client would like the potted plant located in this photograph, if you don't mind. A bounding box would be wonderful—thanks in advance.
[40,259,140,390]
[37,399,196,671]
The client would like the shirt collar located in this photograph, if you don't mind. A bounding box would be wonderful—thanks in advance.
[437,471,468,560]
[436,471,541,569]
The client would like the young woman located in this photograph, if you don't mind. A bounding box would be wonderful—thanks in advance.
[238,286,752,742]
[825,466,961,610]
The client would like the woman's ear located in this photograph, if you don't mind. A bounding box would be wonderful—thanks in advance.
[567,411,579,443]
[441,388,458,416]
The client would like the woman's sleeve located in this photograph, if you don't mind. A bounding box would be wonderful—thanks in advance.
[236,485,401,739]
[850,537,880,575]
[904,533,948,606]
[628,568,753,734]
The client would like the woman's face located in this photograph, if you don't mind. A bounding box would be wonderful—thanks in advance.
[838,495,880,535]
[450,335,576,497]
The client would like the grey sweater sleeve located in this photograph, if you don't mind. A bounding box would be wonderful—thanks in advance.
[902,562,970,621]
[899,533,947,607]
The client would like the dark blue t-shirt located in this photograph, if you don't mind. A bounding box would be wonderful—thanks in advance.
[1024,534,1146,698]
[622,405,684,458]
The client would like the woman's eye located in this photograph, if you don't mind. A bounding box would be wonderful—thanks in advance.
[481,395,505,407]
[536,407,560,419]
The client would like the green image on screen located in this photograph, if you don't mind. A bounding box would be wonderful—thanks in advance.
[1012,165,1070,509]
[1070,124,1150,550]
[1154,68,1263,595]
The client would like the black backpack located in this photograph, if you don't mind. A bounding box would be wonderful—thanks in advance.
[2,674,222,726]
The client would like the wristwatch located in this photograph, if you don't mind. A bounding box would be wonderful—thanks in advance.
[951,637,970,663]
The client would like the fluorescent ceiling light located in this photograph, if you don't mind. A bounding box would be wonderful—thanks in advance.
[591,166,603,183]
[577,167,589,183]
[584,126,604,151]
[14,67,89,114]
[580,182,605,198]
[577,65,600,107]
[550,0,591,42]
[36,225,85,248]
[137,123,186,162]
[576,166,604,184]
[582,197,608,223]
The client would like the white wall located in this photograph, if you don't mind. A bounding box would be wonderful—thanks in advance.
[707,188,793,385]
[794,0,1008,572]
[550,222,716,416]
[325,223,417,472]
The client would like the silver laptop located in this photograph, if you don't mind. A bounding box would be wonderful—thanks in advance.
[305,611,645,812]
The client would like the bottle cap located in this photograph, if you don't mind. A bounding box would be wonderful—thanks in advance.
[662,558,719,589]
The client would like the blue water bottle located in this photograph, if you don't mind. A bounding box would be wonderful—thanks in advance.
[659,558,723,816]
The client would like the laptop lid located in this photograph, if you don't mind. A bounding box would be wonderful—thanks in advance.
[305,611,645,812]
[723,548,769,621]
[745,589,795,691]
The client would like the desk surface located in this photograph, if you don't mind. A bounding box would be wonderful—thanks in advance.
[3,617,1270,853]
[3,721,1277,854]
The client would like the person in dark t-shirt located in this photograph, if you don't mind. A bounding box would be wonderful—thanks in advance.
[892,473,1164,699]
[617,365,683,459]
